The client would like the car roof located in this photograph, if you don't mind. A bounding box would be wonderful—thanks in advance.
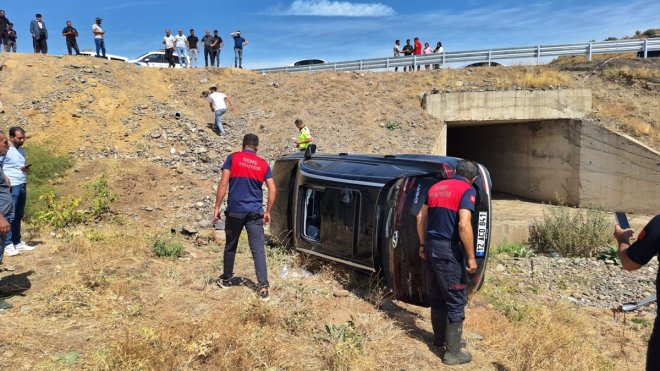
[281,152,460,185]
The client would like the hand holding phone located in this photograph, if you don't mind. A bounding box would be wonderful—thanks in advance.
[615,212,630,229]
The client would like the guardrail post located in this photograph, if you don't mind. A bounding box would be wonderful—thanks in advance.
[537,45,541,65]
[588,42,592,61]
[644,38,648,58]
[334,63,337,71]
[359,60,363,71]
[386,57,389,70]
[413,56,417,70]
[488,50,492,66]
[442,52,445,66]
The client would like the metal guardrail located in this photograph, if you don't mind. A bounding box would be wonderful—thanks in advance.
[257,38,660,74]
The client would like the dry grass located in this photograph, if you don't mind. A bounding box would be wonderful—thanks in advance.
[597,101,654,137]
[510,68,573,89]
[603,66,660,81]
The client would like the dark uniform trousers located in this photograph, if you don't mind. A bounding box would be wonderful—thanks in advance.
[425,238,468,323]
[223,212,269,289]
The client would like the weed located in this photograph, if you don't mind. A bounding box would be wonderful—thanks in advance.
[597,246,621,265]
[25,144,73,218]
[529,203,611,257]
[323,321,365,370]
[384,120,401,130]
[31,174,118,228]
[152,235,184,258]
[87,173,118,218]
[493,243,533,258]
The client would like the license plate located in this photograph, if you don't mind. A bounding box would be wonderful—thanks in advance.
[476,212,488,257]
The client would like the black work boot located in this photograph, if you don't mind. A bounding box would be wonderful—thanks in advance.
[431,307,448,349]
[443,322,472,365]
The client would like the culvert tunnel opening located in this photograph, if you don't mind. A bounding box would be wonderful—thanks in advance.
[446,119,579,204]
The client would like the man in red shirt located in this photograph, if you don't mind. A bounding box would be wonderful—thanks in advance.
[413,37,422,71]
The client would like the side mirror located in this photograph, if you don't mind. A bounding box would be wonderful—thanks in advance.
[304,144,317,159]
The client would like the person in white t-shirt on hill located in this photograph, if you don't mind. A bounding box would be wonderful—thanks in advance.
[92,17,105,58]
[174,28,188,67]
[207,86,233,136]
[162,29,176,68]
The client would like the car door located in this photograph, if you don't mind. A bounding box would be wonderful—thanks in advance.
[383,164,492,306]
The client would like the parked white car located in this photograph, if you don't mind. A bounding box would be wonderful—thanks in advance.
[130,50,185,68]
[79,50,128,62]
[288,58,327,67]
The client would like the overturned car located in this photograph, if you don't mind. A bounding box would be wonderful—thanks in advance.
[270,148,492,307]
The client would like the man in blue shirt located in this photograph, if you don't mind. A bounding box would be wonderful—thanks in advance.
[1,127,35,257]
[213,134,276,300]
[230,30,248,68]
[416,160,479,365]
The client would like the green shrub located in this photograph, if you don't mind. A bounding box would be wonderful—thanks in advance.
[25,145,73,218]
[384,120,401,130]
[494,243,533,258]
[529,204,611,257]
[152,235,184,258]
[87,174,118,218]
[31,174,118,229]
[32,192,87,228]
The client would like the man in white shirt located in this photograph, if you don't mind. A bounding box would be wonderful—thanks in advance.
[1,127,35,256]
[174,28,188,67]
[92,17,105,58]
[162,29,176,68]
[207,86,233,136]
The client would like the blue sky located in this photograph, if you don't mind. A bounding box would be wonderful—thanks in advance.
[1,0,658,68]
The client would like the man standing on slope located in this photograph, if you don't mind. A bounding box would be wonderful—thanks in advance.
[230,30,248,68]
[1,126,35,257]
[29,13,48,54]
[92,17,106,58]
[174,28,188,67]
[614,215,660,370]
[162,29,176,68]
[62,20,80,55]
[213,134,276,301]
[416,160,479,365]
[207,86,233,136]
[0,132,15,309]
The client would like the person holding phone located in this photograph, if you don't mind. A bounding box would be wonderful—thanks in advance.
[614,214,660,370]
[0,127,34,257]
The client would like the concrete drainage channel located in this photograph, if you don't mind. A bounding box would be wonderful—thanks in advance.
[422,89,660,245]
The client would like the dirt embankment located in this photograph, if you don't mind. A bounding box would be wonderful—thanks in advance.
[0,53,657,369]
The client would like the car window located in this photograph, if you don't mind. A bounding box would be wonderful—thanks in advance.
[147,54,163,63]
[301,187,360,254]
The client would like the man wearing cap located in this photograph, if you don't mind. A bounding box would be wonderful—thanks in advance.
[92,17,106,58]
[211,30,223,67]
[230,30,248,68]
[29,13,48,54]
[201,29,214,67]
[62,20,80,55]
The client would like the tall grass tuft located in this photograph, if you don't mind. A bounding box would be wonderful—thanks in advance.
[529,203,611,257]
[25,144,72,217]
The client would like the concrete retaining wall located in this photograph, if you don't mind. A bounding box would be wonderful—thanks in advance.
[422,89,660,213]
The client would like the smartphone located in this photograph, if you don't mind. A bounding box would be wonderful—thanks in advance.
[615,212,630,229]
